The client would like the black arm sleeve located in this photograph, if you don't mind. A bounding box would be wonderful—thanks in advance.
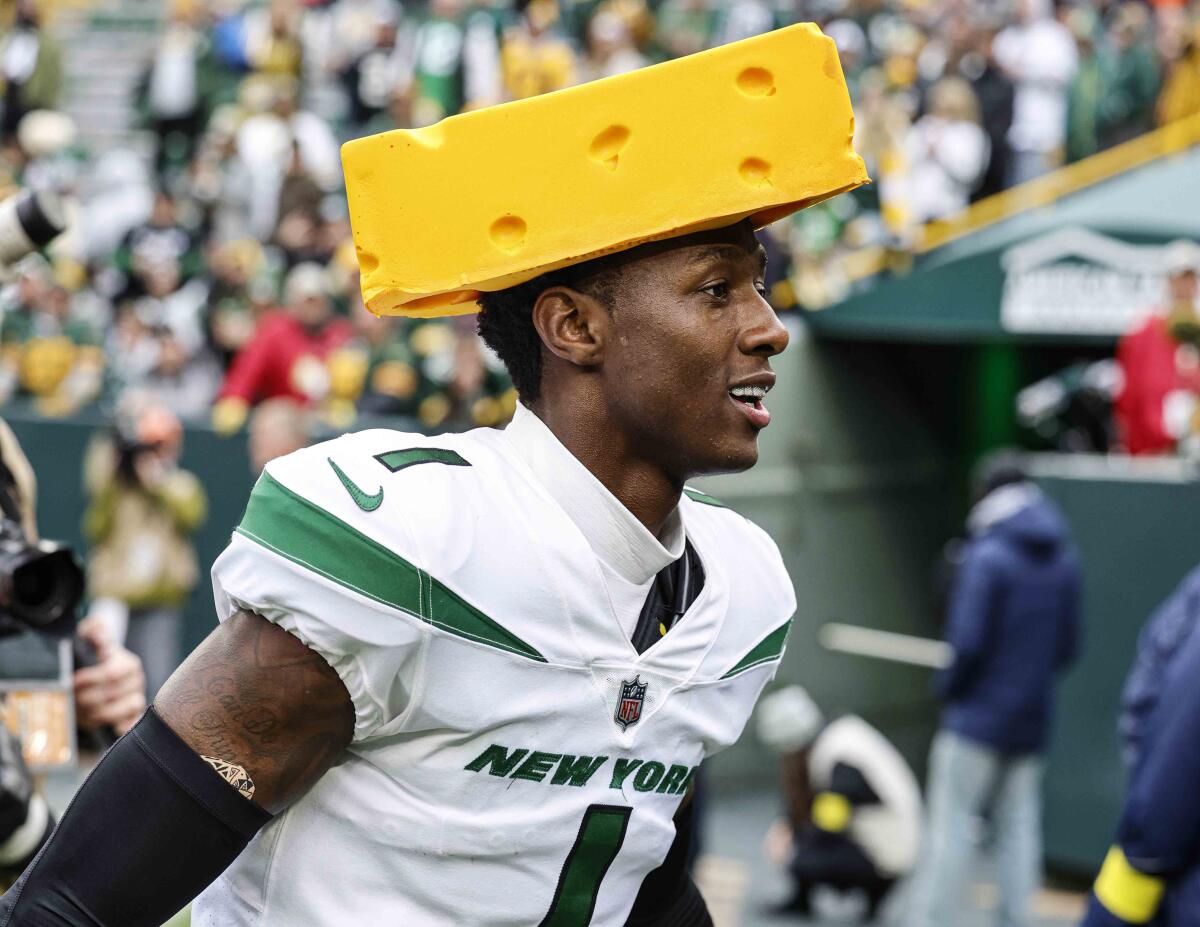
[624,799,713,927]
[0,707,271,927]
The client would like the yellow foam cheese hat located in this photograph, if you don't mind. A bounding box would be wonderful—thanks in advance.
[343,23,868,318]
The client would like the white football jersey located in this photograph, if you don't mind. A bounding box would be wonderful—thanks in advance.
[192,419,795,926]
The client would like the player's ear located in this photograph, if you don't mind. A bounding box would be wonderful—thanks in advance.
[531,286,608,369]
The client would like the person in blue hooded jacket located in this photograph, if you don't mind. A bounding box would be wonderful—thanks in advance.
[1082,566,1200,927]
[908,455,1083,927]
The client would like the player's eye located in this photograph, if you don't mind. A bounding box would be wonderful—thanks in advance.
[700,280,730,301]
[754,281,767,298]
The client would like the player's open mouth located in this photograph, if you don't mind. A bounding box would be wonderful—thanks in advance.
[728,384,772,429]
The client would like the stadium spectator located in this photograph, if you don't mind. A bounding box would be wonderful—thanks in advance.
[327,0,399,80]
[357,83,412,137]
[584,7,648,81]
[349,301,419,418]
[0,257,102,413]
[501,0,577,101]
[276,140,323,234]
[397,0,503,126]
[1082,565,1200,927]
[1157,23,1200,127]
[960,24,1015,201]
[1098,4,1161,150]
[655,0,713,60]
[1,257,66,345]
[346,301,515,429]
[0,0,61,142]
[907,455,1082,927]
[131,265,196,352]
[113,190,201,301]
[1114,239,1200,456]
[248,396,310,474]
[109,249,212,411]
[340,5,405,131]
[136,323,222,421]
[993,0,1078,185]
[823,19,867,97]
[756,686,922,922]
[200,237,266,368]
[234,76,341,205]
[82,403,206,698]
[903,77,990,224]
[1067,10,1106,164]
[711,0,775,47]
[849,67,911,236]
[244,0,304,82]
[137,0,218,177]
[213,261,353,433]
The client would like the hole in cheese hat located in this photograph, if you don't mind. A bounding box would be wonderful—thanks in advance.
[342,23,869,319]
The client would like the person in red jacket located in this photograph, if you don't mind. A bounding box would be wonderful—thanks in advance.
[1115,240,1200,455]
[212,263,353,433]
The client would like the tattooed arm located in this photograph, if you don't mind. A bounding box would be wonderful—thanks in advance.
[156,608,355,813]
[0,612,354,926]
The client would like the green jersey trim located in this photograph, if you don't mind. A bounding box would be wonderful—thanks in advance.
[236,472,546,663]
[721,617,792,678]
[683,487,726,508]
[375,447,471,472]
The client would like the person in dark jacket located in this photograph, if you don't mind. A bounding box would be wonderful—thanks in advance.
[1083,566,1200,927]
[963,25,1015,201]
[908,456,1083,927]
[1118,565,1200,772]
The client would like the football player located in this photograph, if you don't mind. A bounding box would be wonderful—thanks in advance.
[0,27,865,927]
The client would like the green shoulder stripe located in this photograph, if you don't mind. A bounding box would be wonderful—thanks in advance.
[237,473,545,662]
[683,487,726,508]
[375,447,471,472]
[722,618,793,678]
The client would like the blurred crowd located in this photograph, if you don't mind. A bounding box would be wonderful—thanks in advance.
[0,0,1197,427]
[0,0,524,435]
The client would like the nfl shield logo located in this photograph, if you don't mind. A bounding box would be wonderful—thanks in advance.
[615,676,648,731]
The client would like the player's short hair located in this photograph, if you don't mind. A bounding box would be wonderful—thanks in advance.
[476,259,620,404]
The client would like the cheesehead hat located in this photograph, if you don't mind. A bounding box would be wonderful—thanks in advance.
[343,23,868,319]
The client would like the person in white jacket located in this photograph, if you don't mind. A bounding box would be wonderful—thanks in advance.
[757,686,924,922]
[993,0,1078,185]
[903,77,990,225]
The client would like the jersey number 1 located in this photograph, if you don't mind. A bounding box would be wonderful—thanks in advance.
[538,804,632,927]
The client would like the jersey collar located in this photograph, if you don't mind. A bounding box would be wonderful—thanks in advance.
[504,402,684,584]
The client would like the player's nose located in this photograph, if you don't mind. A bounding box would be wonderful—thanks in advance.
[739,296,789,358]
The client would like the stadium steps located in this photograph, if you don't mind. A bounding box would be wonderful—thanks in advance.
[54,0,163,154]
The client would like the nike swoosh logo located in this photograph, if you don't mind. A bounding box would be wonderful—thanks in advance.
[328,458,384,512]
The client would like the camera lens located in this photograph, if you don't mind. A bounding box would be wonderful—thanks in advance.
[12,558,54,610]
[0,546,84,633]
